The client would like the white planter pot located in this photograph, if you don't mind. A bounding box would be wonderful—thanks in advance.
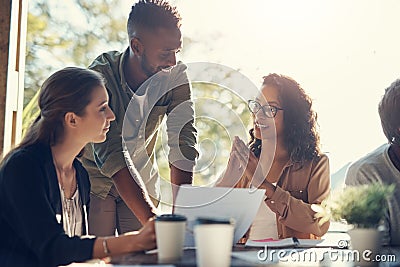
[348,228,381,267]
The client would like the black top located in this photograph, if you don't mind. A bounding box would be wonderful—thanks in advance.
[0,143,96,267]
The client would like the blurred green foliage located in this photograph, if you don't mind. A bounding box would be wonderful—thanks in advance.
[24,0,127,135]
[156,82,251,188]
[329,183,395,228]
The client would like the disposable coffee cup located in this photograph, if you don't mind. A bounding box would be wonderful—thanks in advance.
[194,217,235,267]
[155,214,187,262]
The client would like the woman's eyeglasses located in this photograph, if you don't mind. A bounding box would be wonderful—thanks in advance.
[247,100,283,118]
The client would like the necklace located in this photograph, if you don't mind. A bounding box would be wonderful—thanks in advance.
[54,163,77,236]
[59,169,76,199]
[58,169,76,199]
[61,177,76,237]
[64,194,73,236]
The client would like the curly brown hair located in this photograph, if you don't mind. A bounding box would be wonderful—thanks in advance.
[249,73,321,163]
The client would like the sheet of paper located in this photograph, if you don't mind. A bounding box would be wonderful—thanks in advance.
[245,233,351,248]
[246,238,297,248]
[174,185,265,247]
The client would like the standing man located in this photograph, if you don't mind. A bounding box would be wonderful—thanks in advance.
[345,79,400,246]
[81,0,198,236]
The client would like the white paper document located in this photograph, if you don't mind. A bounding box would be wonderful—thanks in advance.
[174,186,265,247]
[245,233,350,249]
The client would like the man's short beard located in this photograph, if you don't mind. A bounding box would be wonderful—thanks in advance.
[141,52,157,77]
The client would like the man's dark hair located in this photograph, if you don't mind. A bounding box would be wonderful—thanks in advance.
[379,79,400,145]
[127,0,182,39]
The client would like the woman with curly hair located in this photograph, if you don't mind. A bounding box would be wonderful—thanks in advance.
[217,73,330,240]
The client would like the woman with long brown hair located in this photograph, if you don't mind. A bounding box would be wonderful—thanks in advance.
[0,67,156,267]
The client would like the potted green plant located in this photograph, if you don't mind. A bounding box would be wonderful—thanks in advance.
[330,183,394,228]
[314,183,394,266]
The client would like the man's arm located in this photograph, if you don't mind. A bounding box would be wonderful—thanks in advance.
[170,162,193,204]
[165,65,198,201]
[170,162,193,185]
[112,166,156,224]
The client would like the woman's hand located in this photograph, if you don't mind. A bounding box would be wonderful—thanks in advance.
[92,218,156,258]
[215,138,248,187]
[233,136,277,197]
[232,136,264,188]
[131,217,156,251]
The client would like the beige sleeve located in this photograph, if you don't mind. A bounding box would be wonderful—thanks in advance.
[266,154,331,237]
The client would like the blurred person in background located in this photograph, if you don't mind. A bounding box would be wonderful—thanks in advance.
[345,79,400,246]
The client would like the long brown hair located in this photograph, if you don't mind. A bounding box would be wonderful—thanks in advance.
[2,67,104,162]
[249,73,320,163]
